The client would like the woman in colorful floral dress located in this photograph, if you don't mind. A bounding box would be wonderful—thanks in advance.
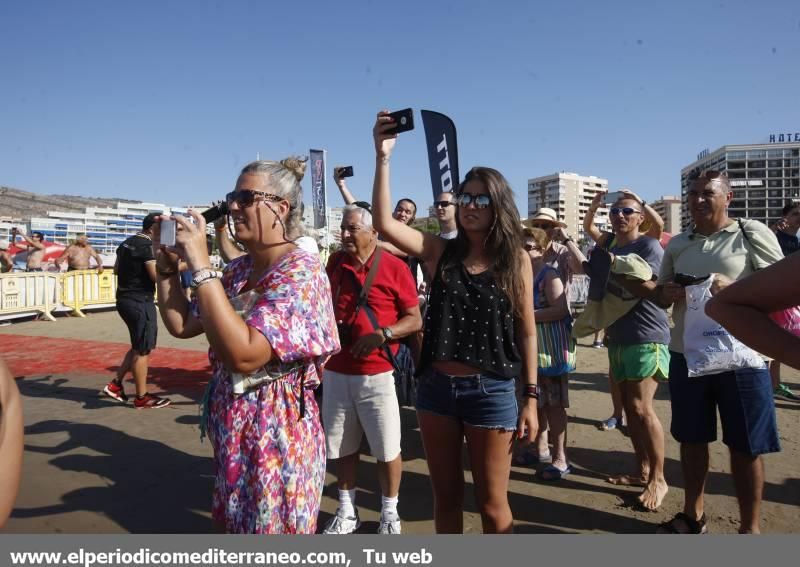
[155,158,339,533]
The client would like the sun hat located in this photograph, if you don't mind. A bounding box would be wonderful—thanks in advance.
[523,207,568,228]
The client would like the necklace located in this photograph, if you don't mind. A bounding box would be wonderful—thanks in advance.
[464,259,491,275]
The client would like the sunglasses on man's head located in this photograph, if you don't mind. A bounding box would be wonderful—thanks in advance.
[226,190,284,208]
[688,169,726,183]
[455,192,492,209]
[610,207,642,216]
[352,200,373,213]
[433,201,454,208]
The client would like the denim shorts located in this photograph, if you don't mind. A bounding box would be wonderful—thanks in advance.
[415,368,518,431]
[668,352,780,456]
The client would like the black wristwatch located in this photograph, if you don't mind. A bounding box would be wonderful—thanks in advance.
[381,327,394,342]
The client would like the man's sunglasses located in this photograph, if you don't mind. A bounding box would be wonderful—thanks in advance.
[455,192,492,209]
[433,201,454,208]
[610,207,642,216]
[687,168,727,183]
[524,244,542,252]
[352,200,373,213]
[226,190,284,208]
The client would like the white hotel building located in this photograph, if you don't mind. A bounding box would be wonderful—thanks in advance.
[527,172,610,240]
[680,139,800,229]
[14,201,345,255]
[27,202,211,254]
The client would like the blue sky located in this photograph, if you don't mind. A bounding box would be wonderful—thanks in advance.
[1,0,799,217]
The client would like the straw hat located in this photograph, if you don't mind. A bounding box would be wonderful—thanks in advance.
[523,207,568,229]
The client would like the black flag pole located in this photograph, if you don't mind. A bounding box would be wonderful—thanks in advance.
[421,110,460,202]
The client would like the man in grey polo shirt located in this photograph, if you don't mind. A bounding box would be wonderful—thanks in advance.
[654,170,783,534]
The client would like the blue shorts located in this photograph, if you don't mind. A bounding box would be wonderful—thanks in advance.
[668,352,780,456]
[416,368,518,431]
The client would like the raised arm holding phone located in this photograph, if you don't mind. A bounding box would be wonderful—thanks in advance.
[371,109,538,534]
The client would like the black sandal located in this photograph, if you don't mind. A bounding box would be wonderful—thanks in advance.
[657,512,708,534]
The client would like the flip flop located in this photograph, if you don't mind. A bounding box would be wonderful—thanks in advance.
[514,451,553,466]
[599,416,620,431]
[539,464,572,481]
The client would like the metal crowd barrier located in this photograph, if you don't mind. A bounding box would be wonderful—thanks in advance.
[0,272,61,322]
[0,269,116,322]
[60,269,118,317]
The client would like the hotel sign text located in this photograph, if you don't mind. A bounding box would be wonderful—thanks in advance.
[769,132,800,143]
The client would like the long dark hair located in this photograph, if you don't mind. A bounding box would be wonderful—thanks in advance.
[447,166,526,316]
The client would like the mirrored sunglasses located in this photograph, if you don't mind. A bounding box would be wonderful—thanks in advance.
[610,207,641,216]
[455,192,492,209]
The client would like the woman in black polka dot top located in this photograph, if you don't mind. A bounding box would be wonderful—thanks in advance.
[371,111,539,533]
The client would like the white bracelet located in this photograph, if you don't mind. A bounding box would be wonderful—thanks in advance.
[194,276,220,289]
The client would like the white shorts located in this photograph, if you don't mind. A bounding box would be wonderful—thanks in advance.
[322,369,402,462]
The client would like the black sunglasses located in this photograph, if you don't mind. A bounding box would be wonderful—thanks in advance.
[524,244,542,252]
[226,190,284,208]
[610,207,642,216]
[688,168,727,183]
[352,200,373,213]
[455,192,492,209]
[433,201,454,208]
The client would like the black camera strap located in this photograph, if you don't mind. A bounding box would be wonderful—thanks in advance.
[361,302,402,374]
[737,218,761,273]
[337,248,402,373]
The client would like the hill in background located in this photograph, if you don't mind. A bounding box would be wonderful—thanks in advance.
[0,185,138,222]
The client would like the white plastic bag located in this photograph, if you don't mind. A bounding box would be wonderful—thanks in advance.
[683,275,765,377]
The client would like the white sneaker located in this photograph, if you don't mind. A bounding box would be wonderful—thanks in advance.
[377,515,402,534]
[322,508,361,534]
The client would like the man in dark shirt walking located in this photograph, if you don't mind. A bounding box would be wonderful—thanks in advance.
[102,213,171,408]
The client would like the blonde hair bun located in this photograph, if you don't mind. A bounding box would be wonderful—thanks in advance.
[280,156,307,182]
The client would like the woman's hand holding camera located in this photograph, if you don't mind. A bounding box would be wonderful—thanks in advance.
[173,210,211,272]
[373,111,398,162]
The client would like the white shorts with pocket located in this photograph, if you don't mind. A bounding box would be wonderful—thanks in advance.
[322,369,402,462]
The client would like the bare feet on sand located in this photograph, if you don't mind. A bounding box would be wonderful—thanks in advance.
[638,478,668,511]
[607,474,647,487]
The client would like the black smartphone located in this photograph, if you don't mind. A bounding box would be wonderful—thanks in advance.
[385,108,415,135]
[335,166,354,179]
[674,272,710,286]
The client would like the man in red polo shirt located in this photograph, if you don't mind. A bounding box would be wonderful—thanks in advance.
[323,203,422,535]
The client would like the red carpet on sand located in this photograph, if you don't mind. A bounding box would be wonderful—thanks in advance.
[0,335,211,391]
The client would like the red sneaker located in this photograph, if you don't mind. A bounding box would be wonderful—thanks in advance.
[133,393,172,409]
[102,380,128,403]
